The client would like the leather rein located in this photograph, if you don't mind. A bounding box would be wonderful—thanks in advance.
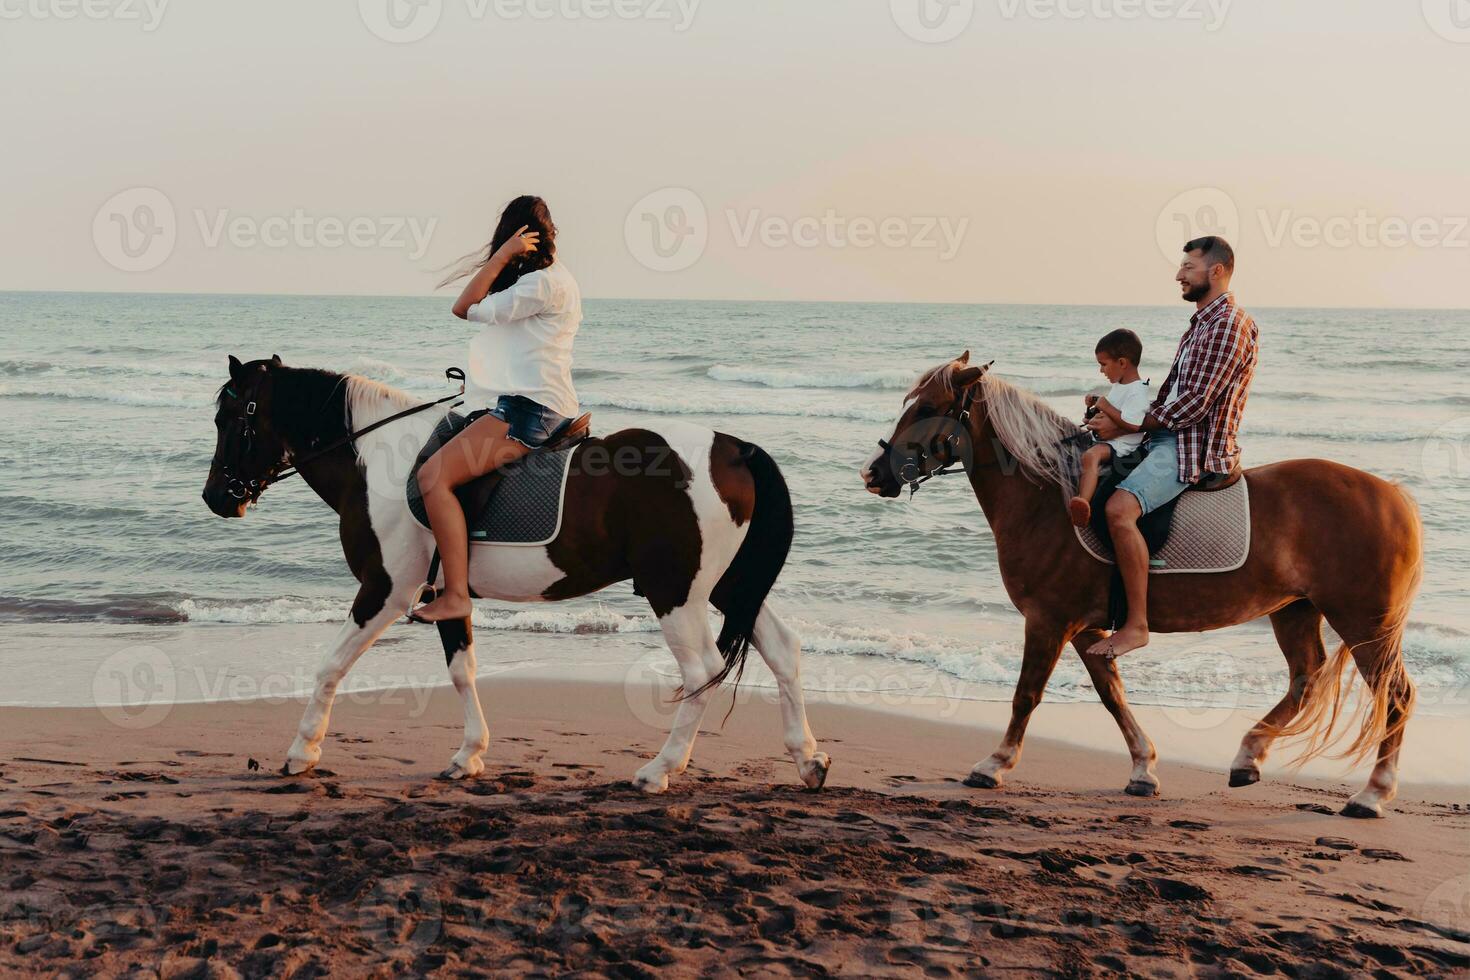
[876,377,982,497]
[220,368,466,502]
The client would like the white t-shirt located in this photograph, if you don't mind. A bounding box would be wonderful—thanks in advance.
[1102,379,1151,453]
[464,261,582,419]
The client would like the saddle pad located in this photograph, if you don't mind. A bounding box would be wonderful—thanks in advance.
[1075,477,1251,574]
[406,414,576,547]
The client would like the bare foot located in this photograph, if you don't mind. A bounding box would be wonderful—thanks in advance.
[1068,496,1091,527]
[412,592,473,623]
[1087,625,1150,659]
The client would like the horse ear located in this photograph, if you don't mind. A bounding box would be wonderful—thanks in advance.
[228,355,244,381]
[953,366,985,388]
[270,354,283,367]
[957,350,971,365]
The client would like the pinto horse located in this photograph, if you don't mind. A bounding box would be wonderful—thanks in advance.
[862,353,1420,818]
[201,356,830,793]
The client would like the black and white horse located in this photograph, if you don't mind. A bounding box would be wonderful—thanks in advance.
[202,356,830,793]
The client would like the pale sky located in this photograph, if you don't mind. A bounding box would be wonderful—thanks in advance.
[2,0,1466,307]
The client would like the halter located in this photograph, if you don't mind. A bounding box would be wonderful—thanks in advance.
[876,364,989,496]
[217,368,466,503]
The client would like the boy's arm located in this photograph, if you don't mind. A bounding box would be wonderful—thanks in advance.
[1093,397,1140,433]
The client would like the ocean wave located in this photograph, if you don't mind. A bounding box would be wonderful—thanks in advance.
[580,391,893,423]
[0,358,57,377]
[0,594,187,624]
[172,596,664,633]
[176,597,348,624]
[345,356,412,385]
[0,382,208,410]
[5,589,1467,712]
[708,364,918,391]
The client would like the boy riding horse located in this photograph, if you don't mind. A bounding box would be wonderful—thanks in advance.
[1085,236,1259,659]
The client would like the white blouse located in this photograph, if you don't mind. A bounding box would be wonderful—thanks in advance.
[464,261,582,419]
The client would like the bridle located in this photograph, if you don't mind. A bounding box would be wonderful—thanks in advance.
[216,368,466,503]
[876,364,989,496]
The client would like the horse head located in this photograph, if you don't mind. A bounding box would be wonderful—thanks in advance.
[202,354,291,518]
[861,351,989,498]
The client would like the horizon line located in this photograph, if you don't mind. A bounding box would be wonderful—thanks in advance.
[0,287,1465,315]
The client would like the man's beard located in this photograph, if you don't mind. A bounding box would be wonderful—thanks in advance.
[1181,280,1211,303]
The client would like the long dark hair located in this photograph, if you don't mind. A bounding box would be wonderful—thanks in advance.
[440,195,557,294]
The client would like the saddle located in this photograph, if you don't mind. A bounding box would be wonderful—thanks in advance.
[1073,447,1251,630]
[406,411,592,546]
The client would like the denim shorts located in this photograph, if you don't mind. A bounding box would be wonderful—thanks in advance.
[476,395,569,449]
[1115,429,1191,516]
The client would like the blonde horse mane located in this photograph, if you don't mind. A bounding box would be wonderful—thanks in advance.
[911,362,1086,493]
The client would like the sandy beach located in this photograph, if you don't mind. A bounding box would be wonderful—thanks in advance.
[2,677,1466,977]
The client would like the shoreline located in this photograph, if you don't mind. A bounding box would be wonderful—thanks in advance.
[14,618,1469,789]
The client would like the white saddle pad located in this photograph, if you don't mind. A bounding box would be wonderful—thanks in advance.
[1075,477,1251,574]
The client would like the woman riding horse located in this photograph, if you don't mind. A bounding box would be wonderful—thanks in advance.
[413,195,581,623]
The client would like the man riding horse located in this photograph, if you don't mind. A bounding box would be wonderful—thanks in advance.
[1085,235,1259,659]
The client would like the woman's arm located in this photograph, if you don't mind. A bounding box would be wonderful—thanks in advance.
[451,226,540,320]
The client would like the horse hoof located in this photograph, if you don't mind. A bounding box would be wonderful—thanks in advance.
[438,764,473,781]
[280,760,314,777]
[964,772,1000,790]
[1229,768,1260,788]
[1125,779,1160,798]
[632,769,669,795]
[1340,801,1383,820]
[801,754,832,791]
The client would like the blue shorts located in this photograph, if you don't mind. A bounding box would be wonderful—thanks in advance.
[1115,429,1191,516]
[476,395,569,449]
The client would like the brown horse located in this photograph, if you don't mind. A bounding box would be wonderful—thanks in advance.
[862,353,1421,818]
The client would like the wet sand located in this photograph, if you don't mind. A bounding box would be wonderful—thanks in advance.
[1,678,1467,977]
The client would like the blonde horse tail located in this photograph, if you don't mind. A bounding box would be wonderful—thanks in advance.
[1267,484,1421,770]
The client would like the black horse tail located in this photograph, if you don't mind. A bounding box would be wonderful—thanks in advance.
[693,439,794,700]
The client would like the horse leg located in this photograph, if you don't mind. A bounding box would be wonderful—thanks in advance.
[1228,599,1325,788]
[284,595,404,775]
[437,617,489,780]
[965,620,1065,789]
[632,601,724,794]
[751,603,830,790]
[1074,628,1159,797]
[1326,613,1416,819]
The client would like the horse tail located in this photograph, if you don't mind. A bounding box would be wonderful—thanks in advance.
[1271,484,1422,769]
[696,440,794,698]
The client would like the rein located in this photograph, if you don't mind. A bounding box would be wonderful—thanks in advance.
[221,368,466,501]
[877,375,985,497]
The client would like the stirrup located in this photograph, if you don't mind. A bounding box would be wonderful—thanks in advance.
[406,582,440,625]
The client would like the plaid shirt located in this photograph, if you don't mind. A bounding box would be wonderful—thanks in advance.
[1149,292,1259,483]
